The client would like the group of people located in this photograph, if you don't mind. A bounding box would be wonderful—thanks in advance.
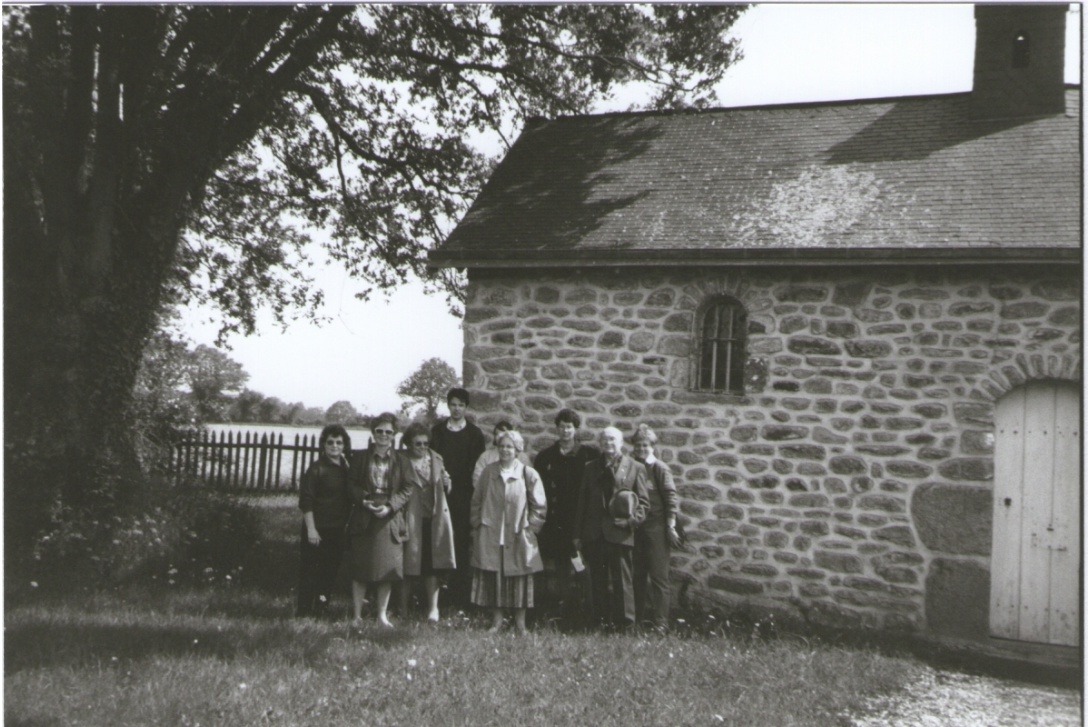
[296,387,682,633]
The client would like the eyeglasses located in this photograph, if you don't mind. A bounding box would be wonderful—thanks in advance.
[412,440,429,447]
[374,429,394,435]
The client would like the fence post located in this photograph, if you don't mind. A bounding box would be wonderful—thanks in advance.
[256,433,268,490]
[225,431,236,489]
[274,433,284,491]
[215,429,226,486]
[241,431,251,488]
[186,429,196,479]
[200,429,211,483]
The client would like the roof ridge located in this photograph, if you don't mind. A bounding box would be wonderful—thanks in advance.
[544,84,1080,122]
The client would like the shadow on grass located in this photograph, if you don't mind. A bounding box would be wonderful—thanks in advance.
[4,614,416,675]
[7,718,65,727]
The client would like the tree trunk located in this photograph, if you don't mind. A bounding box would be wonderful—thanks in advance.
[4,7,352,577]
[5,199,181,566]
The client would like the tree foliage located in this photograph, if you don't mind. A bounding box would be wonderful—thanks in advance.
[187,345,249,422]
[397,357,460,424]
[325,400,362,426]
[3,4,746,576]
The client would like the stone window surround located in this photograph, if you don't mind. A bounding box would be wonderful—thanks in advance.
[692,294,747,396]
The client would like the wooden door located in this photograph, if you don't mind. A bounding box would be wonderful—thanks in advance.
[990,381,1080,646]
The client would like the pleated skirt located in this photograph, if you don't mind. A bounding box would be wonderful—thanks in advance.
[470,546,534,608]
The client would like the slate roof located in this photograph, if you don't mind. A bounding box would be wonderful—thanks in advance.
[431,88,1081,268]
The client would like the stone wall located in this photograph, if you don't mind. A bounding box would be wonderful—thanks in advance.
[460,266,1081,636]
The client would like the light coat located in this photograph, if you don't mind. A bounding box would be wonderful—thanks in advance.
[402,449,457,573]
[470,460,547,576]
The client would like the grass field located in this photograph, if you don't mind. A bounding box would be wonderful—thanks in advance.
[6,496,924,726]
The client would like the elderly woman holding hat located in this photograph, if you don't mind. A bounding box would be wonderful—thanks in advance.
[572,426,649,630]
[470,429,547,633]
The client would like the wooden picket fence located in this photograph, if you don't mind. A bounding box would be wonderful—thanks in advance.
[169,429,323,491]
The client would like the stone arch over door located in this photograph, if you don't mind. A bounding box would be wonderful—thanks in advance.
[989,379,1080,646]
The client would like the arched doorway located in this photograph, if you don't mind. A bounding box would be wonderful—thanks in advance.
[990,380,1080,646]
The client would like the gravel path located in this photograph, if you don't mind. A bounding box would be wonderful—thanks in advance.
[842,666,1082,727]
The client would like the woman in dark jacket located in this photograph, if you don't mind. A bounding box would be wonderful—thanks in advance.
[297,424,352,618]
[631,424,682,632]
[348,413,413,627]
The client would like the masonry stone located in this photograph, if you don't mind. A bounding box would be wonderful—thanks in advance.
[912,484,992,555]
[926,559,989,639]
[461,267,1079,642]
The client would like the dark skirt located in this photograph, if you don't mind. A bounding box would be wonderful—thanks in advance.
[350,519,403,583]
[470,546,534,608]
[411,518,453,578]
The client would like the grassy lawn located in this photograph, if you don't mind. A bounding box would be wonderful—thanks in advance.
[6,496,923,726]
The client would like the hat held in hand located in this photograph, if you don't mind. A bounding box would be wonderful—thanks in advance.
[609,489,638,520]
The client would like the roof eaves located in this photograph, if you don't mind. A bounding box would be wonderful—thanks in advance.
[427,246,1081,270]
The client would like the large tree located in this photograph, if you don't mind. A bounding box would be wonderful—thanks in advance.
[186,345,249,422]
[3,5,745,562]
[325,400,361,426]
[397,357,460,424]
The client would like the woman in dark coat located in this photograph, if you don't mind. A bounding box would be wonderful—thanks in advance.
[296,424,352,618]
[399,422,457,623]
[348,413,412,627]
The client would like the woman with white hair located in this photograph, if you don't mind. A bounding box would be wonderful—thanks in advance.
[470,429,547,633]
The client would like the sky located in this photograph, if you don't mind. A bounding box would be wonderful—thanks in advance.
[179,3,1083,416]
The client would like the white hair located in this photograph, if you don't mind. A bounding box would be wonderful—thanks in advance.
[600,426,624,445]
[495,429,525,453]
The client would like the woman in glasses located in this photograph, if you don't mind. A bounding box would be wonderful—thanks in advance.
[296,424,352,618]
[470,429,547,633]
[399,422,456,623]
[348,412,412,627]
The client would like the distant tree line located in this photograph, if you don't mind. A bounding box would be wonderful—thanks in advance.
[225,393,370,428]
[133,328,456,447]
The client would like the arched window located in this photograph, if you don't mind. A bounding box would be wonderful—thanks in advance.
[696,297,746,394]
[1012,30,1031,68]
